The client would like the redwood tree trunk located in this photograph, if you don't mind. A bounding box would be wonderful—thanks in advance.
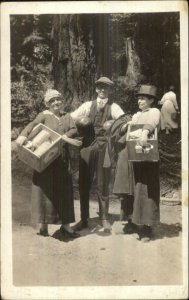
[52,15,96,111]
[125,37,142,87]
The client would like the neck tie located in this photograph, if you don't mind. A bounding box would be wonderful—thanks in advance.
[98,100,105,112]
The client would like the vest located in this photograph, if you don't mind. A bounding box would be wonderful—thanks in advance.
[88,99,112,145]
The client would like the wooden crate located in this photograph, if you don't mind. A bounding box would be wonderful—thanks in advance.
[18,123,62,172]
[126,124,159,161]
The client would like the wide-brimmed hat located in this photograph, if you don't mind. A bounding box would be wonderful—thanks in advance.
[136,85,158,100]
[95,77,114,87]
[44,89,62,106]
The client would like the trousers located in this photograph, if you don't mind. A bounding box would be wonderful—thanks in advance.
[79,141,111,220]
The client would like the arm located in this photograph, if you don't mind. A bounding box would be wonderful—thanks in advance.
[171,94,179,111]
[138,129,150,147]
[159,95,166,105]
[111,103,125,120]
[70,101,91,121]
[60,113,78,138]
[60,113,83,147]
[142,108,160,134]
[16,113,45,145]
[138,108,160,146]
[63,102,92,145]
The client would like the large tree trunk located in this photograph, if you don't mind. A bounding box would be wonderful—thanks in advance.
[52,15,96,111]
[125,37,142,87]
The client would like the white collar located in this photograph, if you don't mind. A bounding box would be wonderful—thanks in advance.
[97,97,108,104]
[141,108,151,113]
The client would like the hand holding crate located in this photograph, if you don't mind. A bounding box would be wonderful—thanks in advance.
[126,124,159,161]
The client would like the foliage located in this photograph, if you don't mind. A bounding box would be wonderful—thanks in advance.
[109,12,180,111]
[11,15,53,130]
[11,13,180,123]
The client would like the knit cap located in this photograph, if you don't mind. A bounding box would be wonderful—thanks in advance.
[44,89,61,106]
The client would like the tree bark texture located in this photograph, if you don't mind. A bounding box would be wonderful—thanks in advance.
[52,15,96,110]
[125,37,142,87]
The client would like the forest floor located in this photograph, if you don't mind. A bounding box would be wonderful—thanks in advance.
[11,150,183,287]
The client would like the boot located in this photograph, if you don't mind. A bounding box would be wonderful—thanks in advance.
[101,219,111,233]
[74,219,88,231]
[37,223,49,237]
[138,225,152,242]
[98,194,110,233]
[123,219,137,234]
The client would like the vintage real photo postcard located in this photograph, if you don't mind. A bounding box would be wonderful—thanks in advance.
[1,1,188,299]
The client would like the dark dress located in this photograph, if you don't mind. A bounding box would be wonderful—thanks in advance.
[131,108,160,226]
[21,111,76,225]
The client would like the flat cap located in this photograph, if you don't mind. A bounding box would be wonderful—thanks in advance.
[95,77,114,86]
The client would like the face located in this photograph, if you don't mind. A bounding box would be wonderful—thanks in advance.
[48,97,63,114]
[138,95,154,111]
[96,84,111,99]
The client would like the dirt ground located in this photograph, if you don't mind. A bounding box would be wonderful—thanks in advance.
[12,171,182,287]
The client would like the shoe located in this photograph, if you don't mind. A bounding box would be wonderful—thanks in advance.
[140,236,151,243]
[37,229,49,237]
[60,226,80,239]
[101,219,111,233]
[139,225,152,242]
[74,220,88,231]
[123,221,137,234]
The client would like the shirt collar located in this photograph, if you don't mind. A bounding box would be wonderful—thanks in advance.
[97,97,108,104]
[141,108,151,113]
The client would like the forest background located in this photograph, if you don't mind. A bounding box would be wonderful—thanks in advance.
[11,13,181,198]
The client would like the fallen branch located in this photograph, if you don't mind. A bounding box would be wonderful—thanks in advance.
[166,171,181,179]
[159,149,180,159]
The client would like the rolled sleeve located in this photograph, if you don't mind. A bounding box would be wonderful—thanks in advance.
[143,108,160,133]
[70,101,91,120]
[131,109,160,133]
[111,103,124,119]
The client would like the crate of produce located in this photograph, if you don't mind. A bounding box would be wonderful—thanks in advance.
[18,123,62,172]
[126,124,159,162]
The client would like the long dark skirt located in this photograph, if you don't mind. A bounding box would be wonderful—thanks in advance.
[31,155,75,225]
[132,161,160,226]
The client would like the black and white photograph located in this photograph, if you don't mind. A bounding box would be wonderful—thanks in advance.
[1,1,188,299]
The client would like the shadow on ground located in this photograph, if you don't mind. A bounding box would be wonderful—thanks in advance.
[69,214,182,240]
[153,222,182,240]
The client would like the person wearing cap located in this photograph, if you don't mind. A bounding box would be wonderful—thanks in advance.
[16,89,80,239]
[68,76,124,233]
[110,85,161,242]
[159,85,179,134]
